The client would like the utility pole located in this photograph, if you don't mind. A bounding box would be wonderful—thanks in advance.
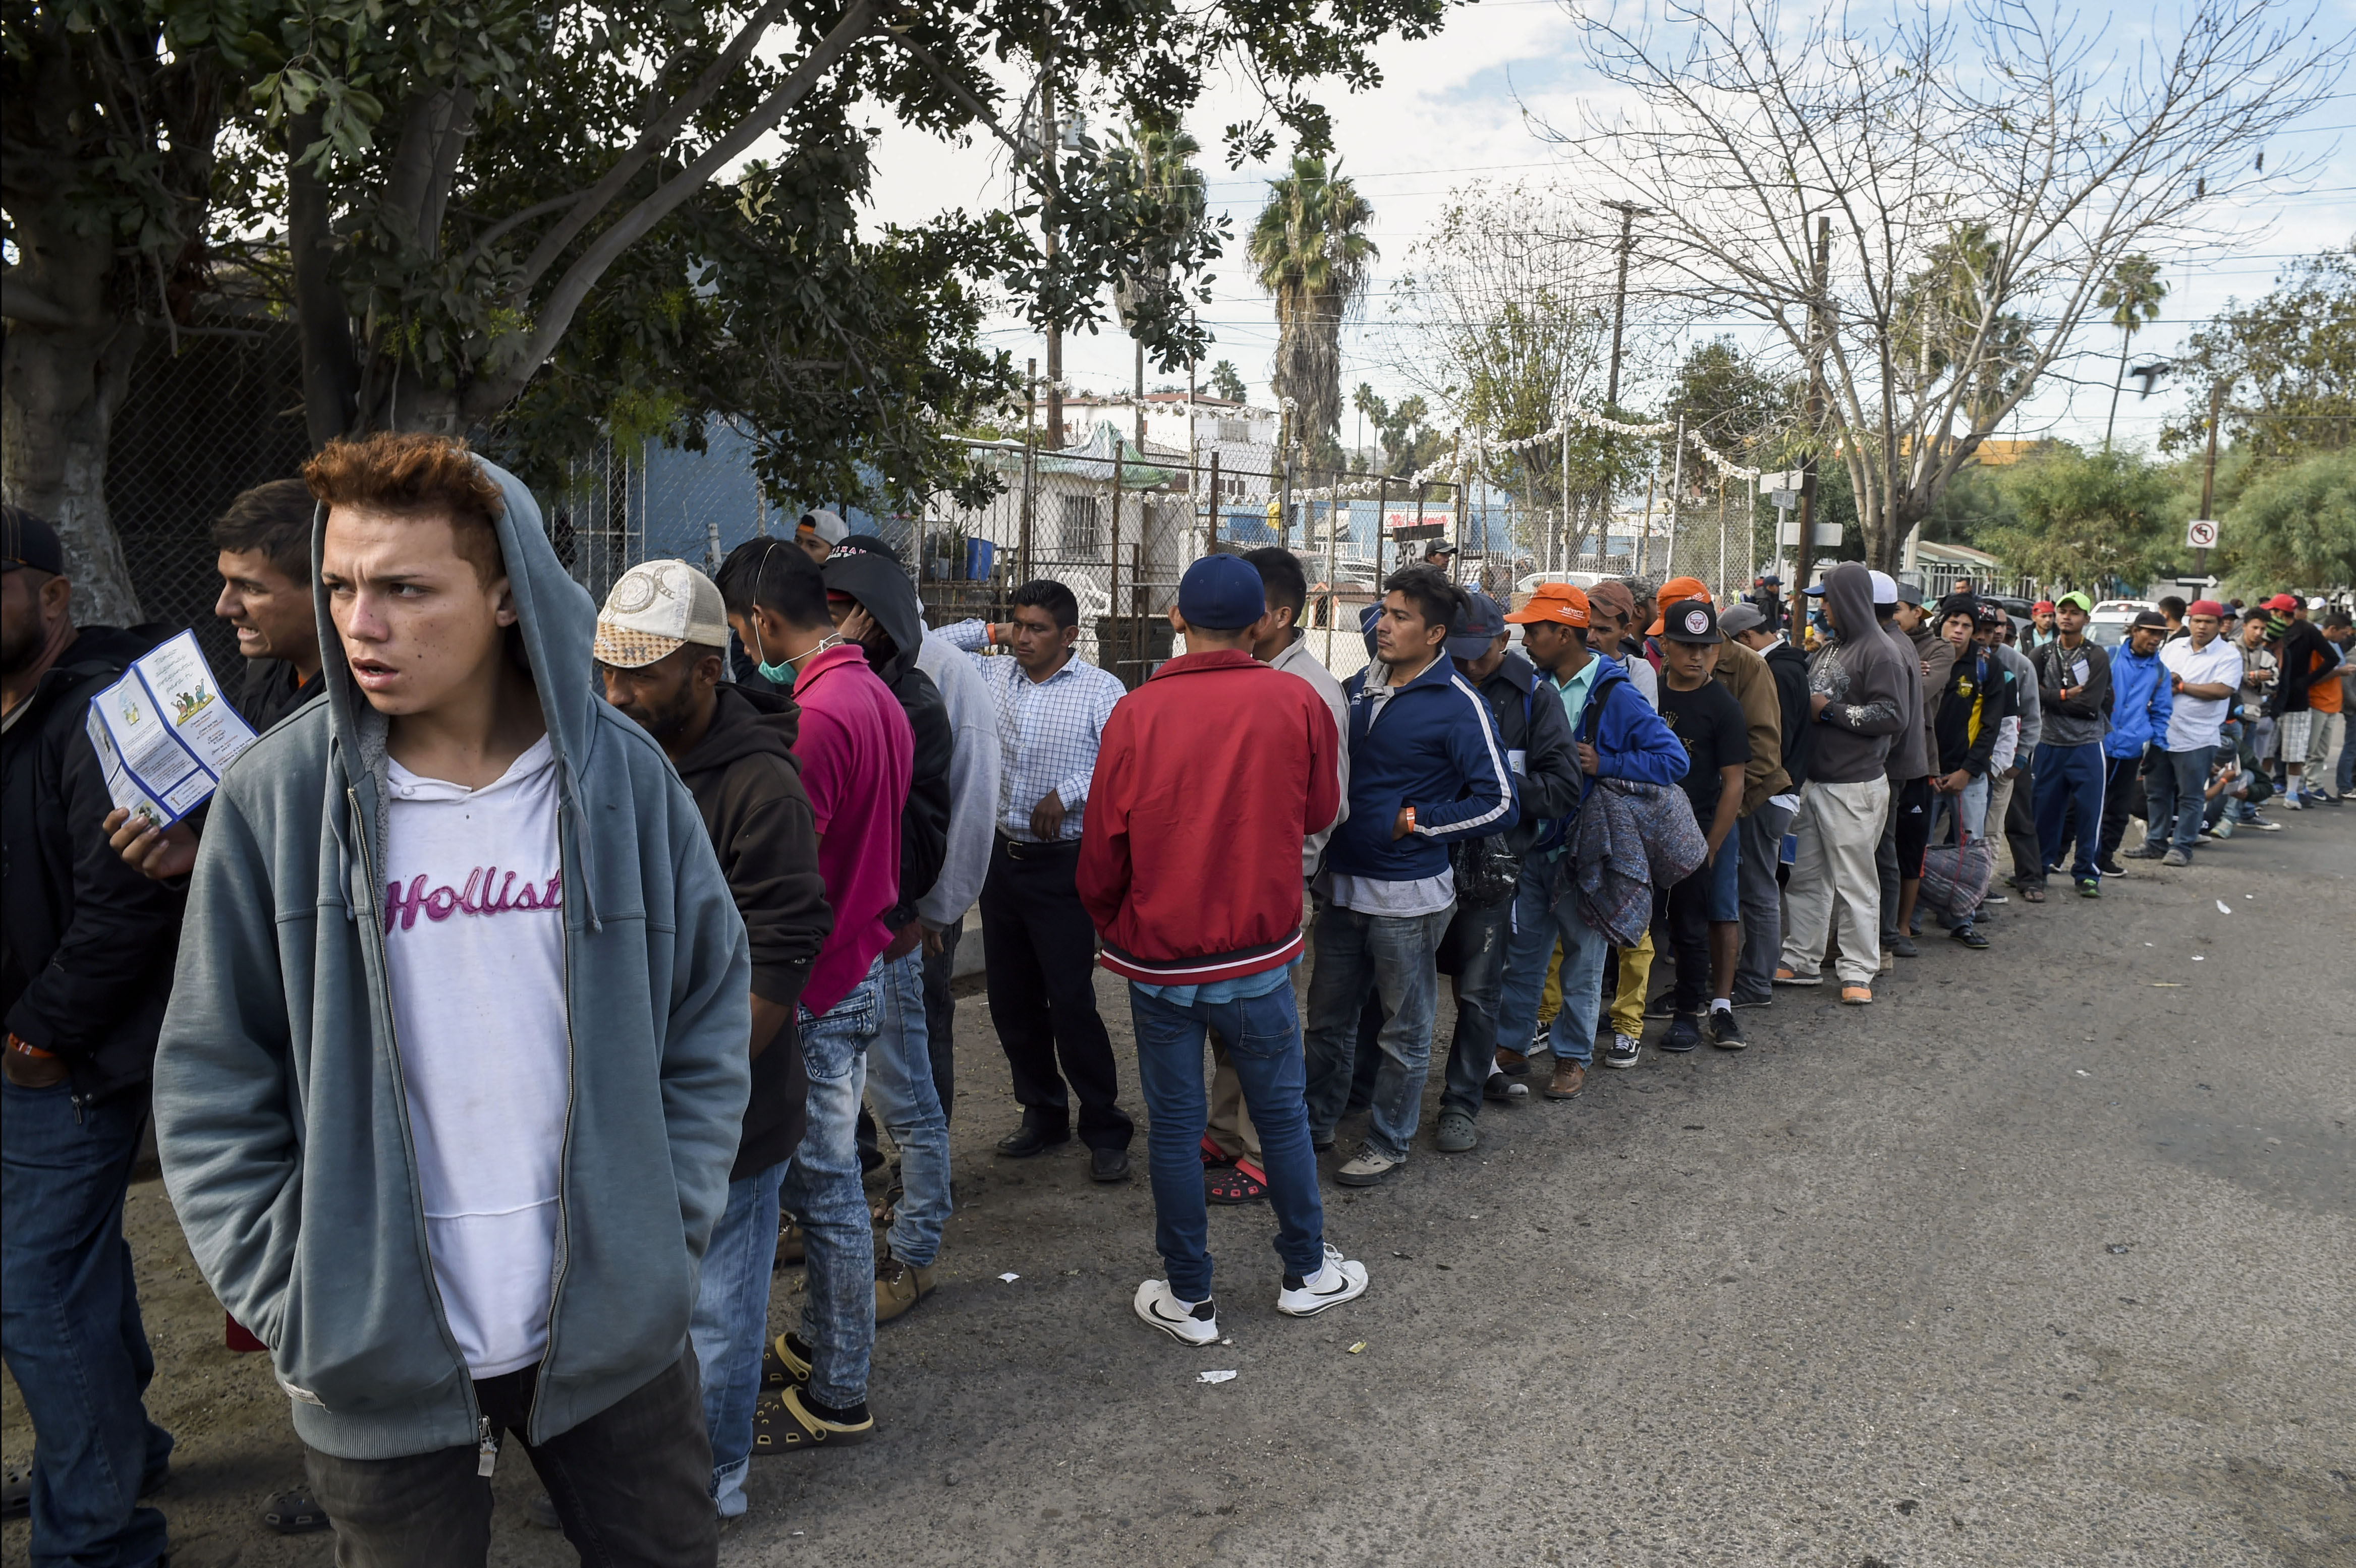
[2196,378,2227,580]
[1040,61,1064,450]
[1793,215,1832,592]
[1601,201,1651,408]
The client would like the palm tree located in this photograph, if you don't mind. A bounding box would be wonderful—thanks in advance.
[2100,255,2167,450]
[1109,119,1210,442]
[1250,155,1377,452]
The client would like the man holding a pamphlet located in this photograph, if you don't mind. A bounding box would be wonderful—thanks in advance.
[1,505,188,1568]
[152,434,751,1566]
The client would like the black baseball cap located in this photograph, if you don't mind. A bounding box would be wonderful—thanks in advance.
[2130,610,2169,630]
[1660,598,1721,644]
[2,505,67,576]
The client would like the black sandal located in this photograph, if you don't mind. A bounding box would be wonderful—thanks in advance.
[262,1486,331,1534]
[1205,1159,1268,1205]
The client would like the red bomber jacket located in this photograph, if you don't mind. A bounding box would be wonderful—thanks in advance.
[1078,648,1341,986]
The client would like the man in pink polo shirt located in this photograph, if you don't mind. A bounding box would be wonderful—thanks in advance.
[716,539,911,1454]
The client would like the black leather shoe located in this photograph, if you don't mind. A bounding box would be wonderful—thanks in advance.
[995,1122,1069,1158]
[1089,1146,1132,1182]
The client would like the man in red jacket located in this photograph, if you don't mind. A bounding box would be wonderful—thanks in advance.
[1079,555,1369,1347]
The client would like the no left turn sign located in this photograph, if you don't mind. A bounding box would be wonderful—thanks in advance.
[2184,518,2220,549]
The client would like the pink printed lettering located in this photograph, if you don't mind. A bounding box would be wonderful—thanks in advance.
[384,875,428,932]
[382,865,556,934]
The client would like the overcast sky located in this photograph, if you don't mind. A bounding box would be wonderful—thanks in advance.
[833,1,2352,457]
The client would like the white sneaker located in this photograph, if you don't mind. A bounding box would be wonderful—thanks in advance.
[1334,1143,1405,1187]
[1276,1244,1369,1317]
[1133,1280,1219,1346]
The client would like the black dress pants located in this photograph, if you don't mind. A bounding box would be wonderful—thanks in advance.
[979,834,1133,1150]
[2098,751,2148,860]
[922,917,963,1124]
[302,1354,713,1568]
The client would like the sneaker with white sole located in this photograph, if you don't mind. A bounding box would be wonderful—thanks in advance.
[1334,1142,1405,1187]
[1277,1244,1370,1317]
[1602,1032,1641,1069]
[1133,1280,1219,1345]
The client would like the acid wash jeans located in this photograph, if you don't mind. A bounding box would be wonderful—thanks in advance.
[781,959,881,1412]
[1301,902,1454,1163]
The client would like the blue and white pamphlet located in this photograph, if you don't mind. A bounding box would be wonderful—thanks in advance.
[84,629,258,829]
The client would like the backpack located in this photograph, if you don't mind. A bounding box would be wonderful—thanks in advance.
[1450,683,1534,908]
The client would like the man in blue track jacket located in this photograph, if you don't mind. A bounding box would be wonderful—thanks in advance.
[2096,611,2175,873]
[1301,567,1516,1189]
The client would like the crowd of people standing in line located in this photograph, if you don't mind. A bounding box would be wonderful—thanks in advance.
[3,432,2349,1567]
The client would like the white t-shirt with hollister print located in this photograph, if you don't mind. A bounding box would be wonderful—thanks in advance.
[381,733,568,1378]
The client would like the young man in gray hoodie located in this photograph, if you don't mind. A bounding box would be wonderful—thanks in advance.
[1775,563,1909,1004]
[154,434,751,1567]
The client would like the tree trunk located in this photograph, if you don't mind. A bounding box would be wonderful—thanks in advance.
[2,220,145,626]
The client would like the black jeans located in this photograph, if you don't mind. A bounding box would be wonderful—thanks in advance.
[978,835,1133,1150]
[1659,873,1713,1013]
[922,918,963,1124]
[2005,759,2044,886]
[302,1354,715,1567]
[2097,751,2148,859]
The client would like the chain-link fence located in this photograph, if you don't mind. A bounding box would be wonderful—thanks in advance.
[104,367,1799,704]
[108,319,310,682]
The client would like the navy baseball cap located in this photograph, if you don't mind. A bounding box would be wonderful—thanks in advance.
[1177,553,1267,631]
[1445,590,1508,659]
[2,505,67,576]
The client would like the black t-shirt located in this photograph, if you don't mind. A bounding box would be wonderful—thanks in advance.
[1659,676,1751,822]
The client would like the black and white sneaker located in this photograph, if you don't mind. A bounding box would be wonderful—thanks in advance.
[1133,1280,1219,1346]
[1602,1032,1641,1069]
[1276,1244,1369,1317]
[1709,1009,1747,1050]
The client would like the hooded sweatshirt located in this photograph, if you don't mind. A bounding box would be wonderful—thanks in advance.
[673,681,831,1179]
[154,458,752,1461]
[1899,618,1954,781]
[912,628,1000,932]
[822,543,950,932]
[1804,563,1910,785]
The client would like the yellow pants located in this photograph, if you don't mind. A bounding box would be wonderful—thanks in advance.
[1535,926,1654,1038]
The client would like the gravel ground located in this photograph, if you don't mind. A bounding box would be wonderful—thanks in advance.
[7,813,2351,1568]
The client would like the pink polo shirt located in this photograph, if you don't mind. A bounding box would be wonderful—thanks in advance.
[784,643,913,1017]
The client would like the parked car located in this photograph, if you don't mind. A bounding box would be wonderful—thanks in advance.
[2086,598,2157,647]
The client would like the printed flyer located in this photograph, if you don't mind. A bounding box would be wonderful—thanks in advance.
[84,629,259,828]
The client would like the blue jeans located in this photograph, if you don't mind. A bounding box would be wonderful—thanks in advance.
[2141,745,2213,854]
[689,1162,786,1517]
[1128,983,1325,1300]
[1438,897,1515,1120]
[2033,741,2106,881]
[1302,903,1453,1160]
[1733,802,1793,1004]
[1,1079,172,1568]
[781,961,880,1411]
[1493,859,1611,1064]
[865,946,951,1269]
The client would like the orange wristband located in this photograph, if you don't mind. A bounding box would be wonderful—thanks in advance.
[1402,806,1417,832]
[8,1034,55,1061]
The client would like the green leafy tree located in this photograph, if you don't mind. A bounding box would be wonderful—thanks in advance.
[2216,448,2356,593]
[2099,254,2166,450]
[5,0,1455,599]
[1349,387,1448,478]
[2165,249,2356,461]
[1983,444,2174,589]
[2,1,256,620]
[1250,155,1376,451]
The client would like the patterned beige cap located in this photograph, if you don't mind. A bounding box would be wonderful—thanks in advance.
[594,559,730,668]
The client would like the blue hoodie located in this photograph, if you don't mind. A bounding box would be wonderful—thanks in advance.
[1547,655,1689,851]
[1323,652,1517,882]
[2104,641,2175,759]
[154,457,751,1461]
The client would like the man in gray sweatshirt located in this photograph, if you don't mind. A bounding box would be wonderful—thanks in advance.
[1776,563,1910,1004]
[156,434,748,1565]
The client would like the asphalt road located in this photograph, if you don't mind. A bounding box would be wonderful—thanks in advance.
[7,809,2351,1568]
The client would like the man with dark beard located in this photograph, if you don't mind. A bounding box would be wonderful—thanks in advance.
[595,559,829,1517]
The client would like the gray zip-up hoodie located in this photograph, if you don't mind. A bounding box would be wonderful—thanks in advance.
[1805,562,1909,785]
[153,458,751,1461]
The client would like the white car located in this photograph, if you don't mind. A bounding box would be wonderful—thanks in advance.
[2086,598,2157,648]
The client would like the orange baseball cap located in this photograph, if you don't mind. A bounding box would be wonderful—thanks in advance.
[1646,575,1712,634]
[1504,582,1591,628]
